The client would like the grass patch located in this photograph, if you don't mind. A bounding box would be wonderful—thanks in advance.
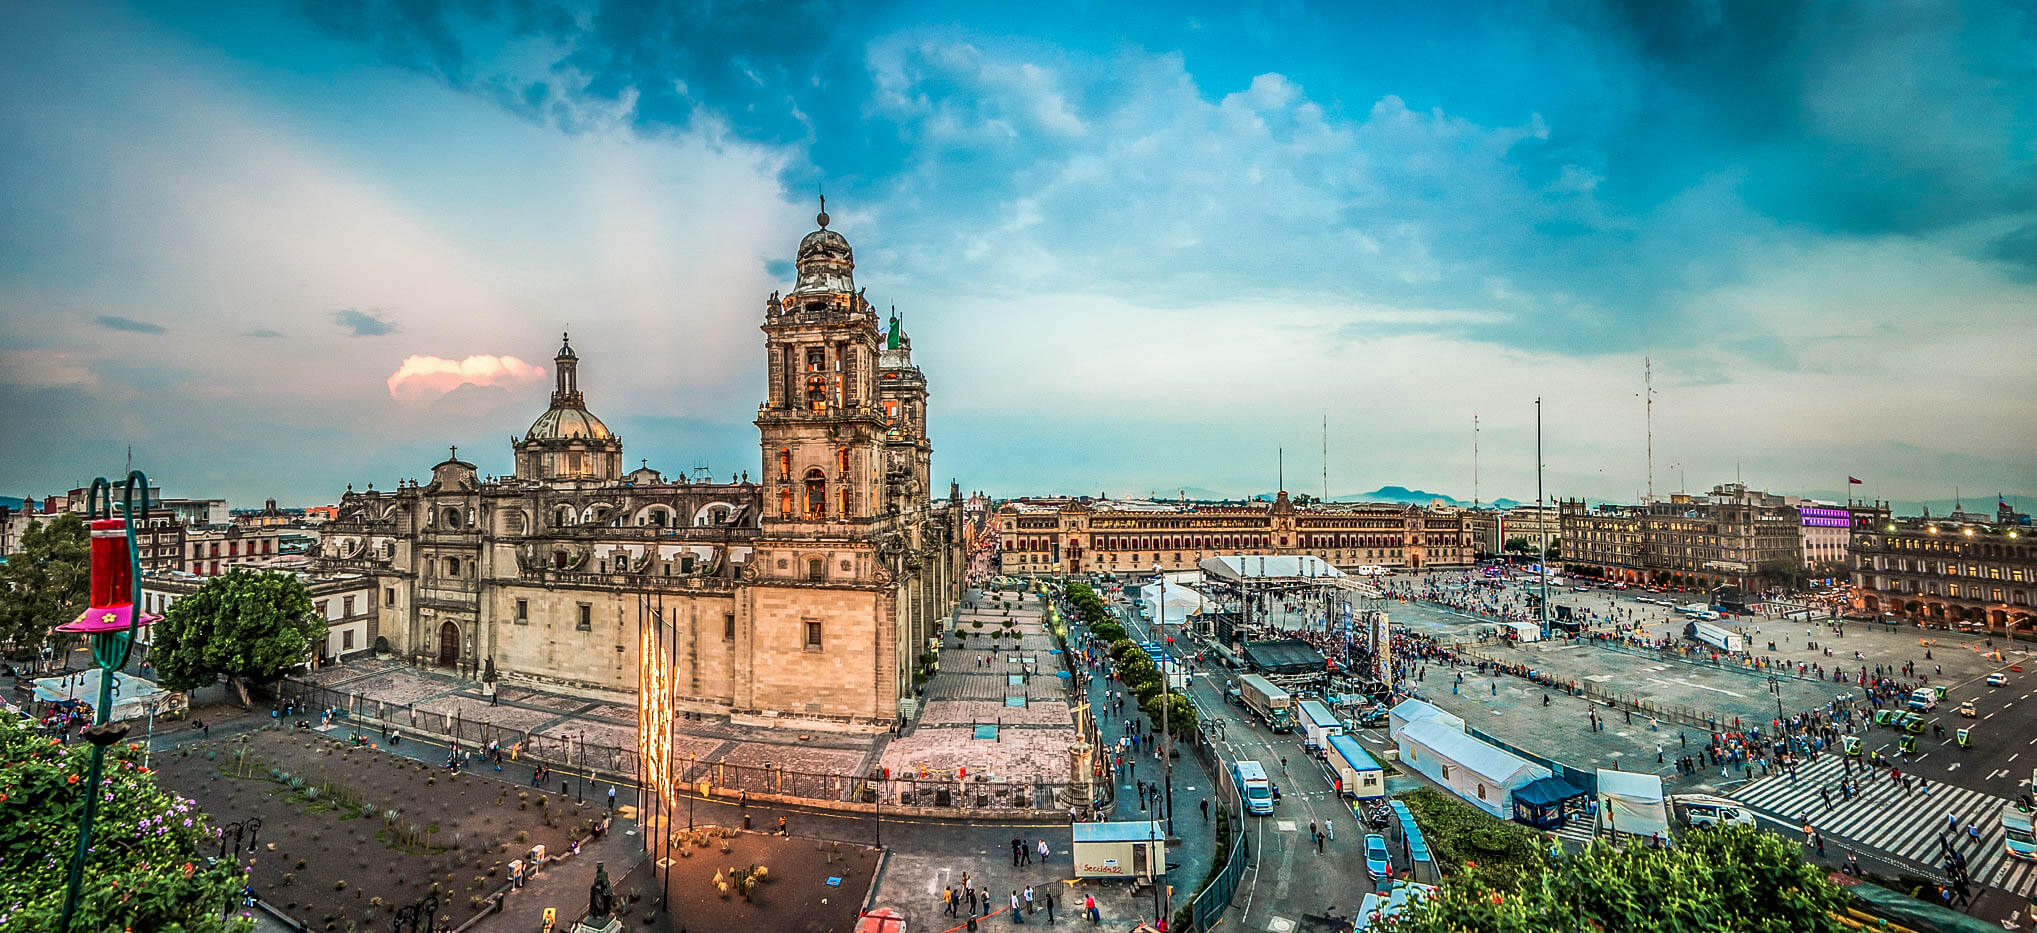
[1399,787,1549,891]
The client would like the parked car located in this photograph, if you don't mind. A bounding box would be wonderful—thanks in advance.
[1364,833,1393,881]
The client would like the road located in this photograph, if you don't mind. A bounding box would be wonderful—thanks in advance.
[1103,590,1381,930]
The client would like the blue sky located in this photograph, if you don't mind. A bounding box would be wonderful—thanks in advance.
[1,0,2033,509]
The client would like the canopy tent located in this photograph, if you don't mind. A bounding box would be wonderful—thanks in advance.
[1511,776,1587,828]
[32,668,182,722]
[1240,639,1325,674]
[1198,554,1346,584]
[1140,580,1207,626]
[1594,769,1670,840]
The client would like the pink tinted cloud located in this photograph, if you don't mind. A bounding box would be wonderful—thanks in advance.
[386,354,544,404]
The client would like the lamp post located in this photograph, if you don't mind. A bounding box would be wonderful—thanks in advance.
[56,473,160,933]
[1153,561,1172,925]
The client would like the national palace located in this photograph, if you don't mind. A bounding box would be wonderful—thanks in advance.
[994,490,1477,576]
[314,206,963,726]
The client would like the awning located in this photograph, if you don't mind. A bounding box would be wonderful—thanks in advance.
[1512,776,1586,808]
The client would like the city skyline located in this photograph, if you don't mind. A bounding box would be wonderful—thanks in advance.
[3,2,2034,507]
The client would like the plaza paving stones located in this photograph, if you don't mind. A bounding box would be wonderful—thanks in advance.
[1729,753,2037,892]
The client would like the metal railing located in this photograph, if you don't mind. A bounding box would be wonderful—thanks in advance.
[278,679,1081,813]
[1186,724,1249,933]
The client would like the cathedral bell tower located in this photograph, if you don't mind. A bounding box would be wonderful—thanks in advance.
[755,200,887,548]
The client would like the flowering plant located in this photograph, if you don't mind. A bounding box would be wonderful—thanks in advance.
[0,714,251,931]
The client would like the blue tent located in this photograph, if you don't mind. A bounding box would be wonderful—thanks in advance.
[1511,776,1586,828]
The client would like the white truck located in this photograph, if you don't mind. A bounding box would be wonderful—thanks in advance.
[1685,619,1745,654]
[1236,674,1296,733]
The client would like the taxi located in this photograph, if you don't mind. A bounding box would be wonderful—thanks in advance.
[1957,700,1978,717]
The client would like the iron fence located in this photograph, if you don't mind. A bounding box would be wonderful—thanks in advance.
[279,678,1081,813]
[1186,723,1249,933]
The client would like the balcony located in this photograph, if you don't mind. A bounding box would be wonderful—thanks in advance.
[517,569,737,595]
[417,578,478,610]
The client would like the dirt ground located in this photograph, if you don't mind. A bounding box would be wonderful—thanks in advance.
[615,828,880,933]
[153,727,601,931]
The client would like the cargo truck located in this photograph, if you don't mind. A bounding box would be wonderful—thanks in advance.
[1684,619,1746,654]
[1297,699,1343,754]
[1237,674,1296,733]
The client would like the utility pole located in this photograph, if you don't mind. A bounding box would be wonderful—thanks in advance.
[1537,397,1548,635]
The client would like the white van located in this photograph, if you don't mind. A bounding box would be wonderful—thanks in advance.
[1234,760,1275,816]
[1907,688,1938,712]
[1673,794,1755,828]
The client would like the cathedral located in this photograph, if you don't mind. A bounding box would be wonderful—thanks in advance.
[319,206,963,726]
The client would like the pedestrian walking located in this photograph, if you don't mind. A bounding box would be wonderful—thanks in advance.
[1038,839,1050,863]
[946,887,958,917]
[1012,837,1023,866]
[1025,886,1036,914]
[1045,891,1056,923]
[1011,891,1024,924]
[1200,798,1210,821]
[1085,893,1099,923]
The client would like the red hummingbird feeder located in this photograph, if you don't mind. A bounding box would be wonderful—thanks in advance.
[58,518,159,634]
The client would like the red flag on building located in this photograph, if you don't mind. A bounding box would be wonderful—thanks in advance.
[1848,477,1863,485]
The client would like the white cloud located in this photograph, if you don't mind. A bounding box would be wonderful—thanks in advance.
[0,349,99,390]
[386,354,545,404]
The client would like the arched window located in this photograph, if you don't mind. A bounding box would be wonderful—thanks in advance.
[839,486,850,517]
[806,376,827,412]
[779,488,793,518]
[554,507,573,528]
[804,470,827,520]
[838,447,850,474]
[778,449,792,479]
[808,558,825,581]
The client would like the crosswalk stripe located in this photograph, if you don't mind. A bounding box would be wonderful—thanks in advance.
[1729,750,2029,887]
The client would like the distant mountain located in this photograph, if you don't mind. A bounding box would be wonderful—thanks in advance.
[1327,486,1519,509]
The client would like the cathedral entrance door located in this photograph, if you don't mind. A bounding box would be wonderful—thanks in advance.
[437,622,458,666]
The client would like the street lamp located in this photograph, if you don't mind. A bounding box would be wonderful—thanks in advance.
[56,474,161,933]
[1153,561,1172,925]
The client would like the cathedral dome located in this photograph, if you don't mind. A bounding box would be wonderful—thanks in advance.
[526,406,611,441]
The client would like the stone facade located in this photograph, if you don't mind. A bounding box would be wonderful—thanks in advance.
[995,491,1476,575]
[1559,483,1808,588]
[316,209,962,726]
[1850,507,2035,633]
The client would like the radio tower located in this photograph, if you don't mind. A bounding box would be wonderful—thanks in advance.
[1322,413,1330,502]
[1644,356,1655,502]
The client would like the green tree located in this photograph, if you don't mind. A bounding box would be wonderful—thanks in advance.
[1392,823,1847,932]
[152,569,326,706]
[0,513,89,658]
[0,714,252,931]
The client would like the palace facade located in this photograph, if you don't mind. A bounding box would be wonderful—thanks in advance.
[995,491,1476,576]
[316,208,963,726]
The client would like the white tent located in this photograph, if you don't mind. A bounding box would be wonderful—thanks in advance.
[33,669,181,722]
[1595,769,1670,840]
[1141,580,1206,626]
